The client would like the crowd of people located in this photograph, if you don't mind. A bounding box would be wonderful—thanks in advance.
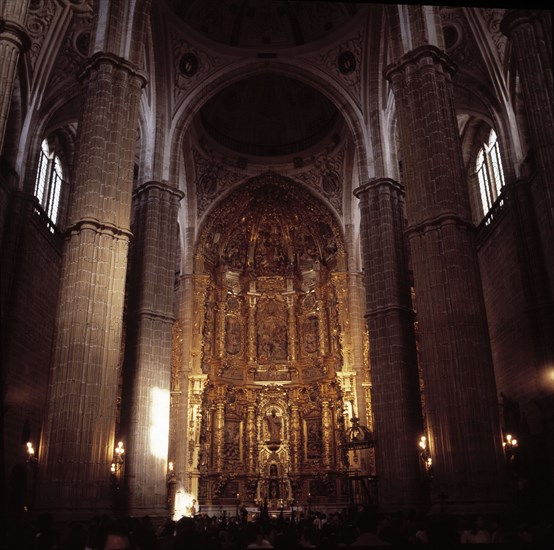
[3,505,553,549]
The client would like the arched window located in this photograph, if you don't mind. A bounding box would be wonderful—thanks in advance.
[476,129,505,215]
[34,139,65,225]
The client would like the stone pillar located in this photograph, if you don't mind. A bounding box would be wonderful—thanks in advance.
[354,177,425,512]
[37,53,146,516]
[501,11,553,190]
[501,9,554,389]
[0,3,30,154]
[385,45,507,513]
[120,180,183,516]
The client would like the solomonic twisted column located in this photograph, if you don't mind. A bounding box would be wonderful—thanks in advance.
[385,45,507,514]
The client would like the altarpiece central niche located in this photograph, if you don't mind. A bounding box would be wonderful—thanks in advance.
[193,175,362,513]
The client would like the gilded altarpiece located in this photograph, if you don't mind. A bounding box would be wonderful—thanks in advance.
[185,175,370,511]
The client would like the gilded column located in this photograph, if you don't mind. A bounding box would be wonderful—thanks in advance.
[247,293,258,362]
[331,273,352,369]
[290,404,301,473]
[215,401,225,472]
[317,291,327,356]
[321,399,333,469]
[354,177,424,511]
[216,288,226,358]
[285,292,297,361]
[246,404,256,473]
[385,45,507,513]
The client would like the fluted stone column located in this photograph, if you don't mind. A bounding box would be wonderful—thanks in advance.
[37,53,146,516]
[501,11,553,192]
[385,45,507,513]
[354,177,425,512]
[120,180,183,516]
[501,10,554,391]
[0,2,30,154]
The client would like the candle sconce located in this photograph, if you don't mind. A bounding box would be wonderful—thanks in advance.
[419,435,433,477]
[110,441,125,490]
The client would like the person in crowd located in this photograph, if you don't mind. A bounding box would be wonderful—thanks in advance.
[97,521,135,550]
[349,510,391,547]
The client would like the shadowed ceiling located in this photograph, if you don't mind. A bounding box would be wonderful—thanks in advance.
[166,1,358,158]
[166,0,360,49]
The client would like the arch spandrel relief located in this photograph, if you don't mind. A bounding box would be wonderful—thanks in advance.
[193,175,355,509]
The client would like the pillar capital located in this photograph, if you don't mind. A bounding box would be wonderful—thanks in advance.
[78,51,148,89]
[0,18,31,52]
[500,9,541,37]
[384,44,456,84]
[133,179,185,201]
[354,177,404,200]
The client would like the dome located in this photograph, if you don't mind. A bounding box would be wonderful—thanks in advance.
[199,73,340,157]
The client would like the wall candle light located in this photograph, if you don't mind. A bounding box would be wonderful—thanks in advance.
[419,435,433,476]
[26,441,35,460]
[111,441,125,473]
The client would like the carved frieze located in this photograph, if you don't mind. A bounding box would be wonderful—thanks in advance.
[26,0,57,70]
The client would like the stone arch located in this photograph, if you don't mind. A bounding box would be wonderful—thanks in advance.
[169,61,372,191]
[195,172,347,274]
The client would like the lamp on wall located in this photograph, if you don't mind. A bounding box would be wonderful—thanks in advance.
[26,441,36,462]
[111,441,125,474]
[503,433,518,465]
[419,435,433,476]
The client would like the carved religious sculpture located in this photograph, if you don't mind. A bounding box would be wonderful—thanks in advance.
[265,409,282,444]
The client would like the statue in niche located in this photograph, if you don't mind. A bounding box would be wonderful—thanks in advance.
[225,316,241,355]
[303,316,319,354]
[257,319,287,362]
[224,422,240,461]
[306,420,322,459]
[265,409,282,444]
[269,479,280,499]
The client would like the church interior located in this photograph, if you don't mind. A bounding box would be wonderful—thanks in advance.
[0,0,553,545]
